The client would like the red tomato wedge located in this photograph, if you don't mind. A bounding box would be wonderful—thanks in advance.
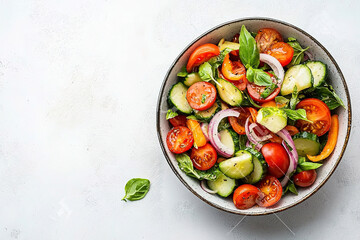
[256,176,282,207]
[293,170,317,187]
[255,28,283,53]
[186,43,220,72]
[233,184,261,210]
[261,143,290,178]
[228,107,257,135]
[166,126,194,154]
[296,98,331,136]
[267,42,294,66]
[246,72,280,103]
[186,82,217,111]
[190,143,217,170]
[169,115,187,127]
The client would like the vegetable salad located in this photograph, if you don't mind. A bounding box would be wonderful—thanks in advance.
[165,25,344,210]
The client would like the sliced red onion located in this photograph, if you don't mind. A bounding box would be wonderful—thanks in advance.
[260,53,285,86]
[200,122,209,141]
[245,141,252,148]
[245,117,264,151]
[304,51,314,61]
[277,129,299,187]
[208,109,240,157]
[200,180,217,194]
[249,123,273,142]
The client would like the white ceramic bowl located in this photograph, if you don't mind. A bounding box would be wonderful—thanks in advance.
[156,18,351,215]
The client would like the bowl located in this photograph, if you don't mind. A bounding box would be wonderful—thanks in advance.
[156,17,352,215]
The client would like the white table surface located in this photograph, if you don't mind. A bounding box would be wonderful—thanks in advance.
[0,0,359,239]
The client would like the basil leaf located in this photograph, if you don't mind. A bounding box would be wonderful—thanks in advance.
[288,37,297,42]
[289,85,299,110]
[299,162,323,171]
[309,86,345,110]
[208,48,232,78]
[283,108,310,121]
[239,25,260,69]
[246,67,274,86]
[122,178,150,202]
[261,84,278,99]
[198,62,215,82]
[177,66,188,77]
[176,154,220,181]
[287,39,309,68]
[275,96,290,108]
[166,109,178,120]
[287,181,298,195]
[196,166,221,181]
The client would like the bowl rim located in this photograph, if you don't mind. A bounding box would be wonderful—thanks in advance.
[156,17,352,216]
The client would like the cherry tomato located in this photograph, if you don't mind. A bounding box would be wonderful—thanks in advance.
[169,115,187,127]
[186,43,220,72]
[233,184,261,210]
[257,176,282,207]
[219,69,248,91]
[267,42,294,66]
[231,33,240,43]
[293,170,317,187]
[261,143,290,178]
[296,98,331,136]
[166,126,194,154]
[228,107,257,135]
[255,28,283,53]
[221,53,246,81]
[190,143,217,170]
[246,72,280,103]
[186,82,217,111]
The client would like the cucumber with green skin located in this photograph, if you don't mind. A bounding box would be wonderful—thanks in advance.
[219,150,253,179]
[293,132,321,156]
[219,128,240,157]
[194,100,221,122]
[216,78,243,106]
[305,61,327,88]
[207,172,236,197]
[281,64,313,95]
[238,148,268,184]
[183,73,202,87]
[167,82,193,114]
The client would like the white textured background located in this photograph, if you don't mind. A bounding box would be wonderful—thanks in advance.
[0,0,359,239]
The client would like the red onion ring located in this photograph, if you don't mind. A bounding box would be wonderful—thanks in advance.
[200,122,209,141]
[245,117,264,151]
[249,123,272,142]
[200,180,217,194]
[260,53,285,87]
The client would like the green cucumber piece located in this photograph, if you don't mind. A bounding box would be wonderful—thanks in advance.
[238,148,268,184]
[219,150,253,179]
[167,82,193,114]
[194,100,221,122]
[216,78,243,106]
[207,172,236,197]
[293,132,321,156]
[219,128,240,157]
[183,73,202,87]
[281,64,313,95]
[305,61,327,88]
[256,107,287,133]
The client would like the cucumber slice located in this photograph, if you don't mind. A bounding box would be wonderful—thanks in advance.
[281,64,313,95]
[305,61,327,88]
[256,107,287,133]
[167,82,192,114]
[293,132,320,156]
[207,172,236,197]
[219,150,253,179]
[194,100,221,122]
[219,129,240,156]
[238,148,268,184]
[216,78,243,106]
[183,73,202,87]
[219,40,240,52]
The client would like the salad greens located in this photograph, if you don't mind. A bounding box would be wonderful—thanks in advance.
[176,154,220,181]
[122,178,150,202]
[287,37,309,68]
[166,109,178,120]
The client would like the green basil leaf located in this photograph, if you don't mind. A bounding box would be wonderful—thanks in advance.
[198,62,215,82]
[177,66,188,77]
[260,84,278,99]
[196,166,221,181]
[287,181,298,195]
[299,162,323,171]
[309,86,345,110]
[275,96,290,108]
[176,154,220,181]
[287,39,309,68]
[122,178,150,202]
[283,108,310,121]
[289,85,299,110]
[239,25,260,69]
[288,37,297,42]
[246,67,274,86]
[166,109,178,120]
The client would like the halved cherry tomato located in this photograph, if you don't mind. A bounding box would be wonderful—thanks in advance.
[186,43,220,72]
[169,115,187,127]
[296,98,331,136]
[190,143,217,170]
[255,28,283,53]
[186,119,207,149]
[267,42,294,66]
[261,143,290,178]
[228,107,257,135]
[233,184,261,210]
[186,82,217,111]
[247,72,280,103]
[257,176,282,207]
[166,126,194,154]
[221,54,246,81]
[293,170,317,187]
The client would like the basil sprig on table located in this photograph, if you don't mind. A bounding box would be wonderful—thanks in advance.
[176,154,220,181]
[122,178,150,202]
[239,25,278,99]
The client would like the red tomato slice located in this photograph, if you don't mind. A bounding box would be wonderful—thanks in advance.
[166,126,194,154]
[256,176,282,207]
[261,143,290,178]
[228,107,257,135]
[230,78,248,91]
[186,82,217,111]
[255,28,283,53]
[246,72,280,103]
[190,143,217,170]
[186,43,220,72]
[221,53,246,81]
[233,184,261,210]
[267,42,294,66]
[296,98,331,136]
[293,170,317,187]
[169,115,187,127]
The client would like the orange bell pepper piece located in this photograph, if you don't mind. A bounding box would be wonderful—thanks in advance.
[186,119,207,148]
[307,115,339,162]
